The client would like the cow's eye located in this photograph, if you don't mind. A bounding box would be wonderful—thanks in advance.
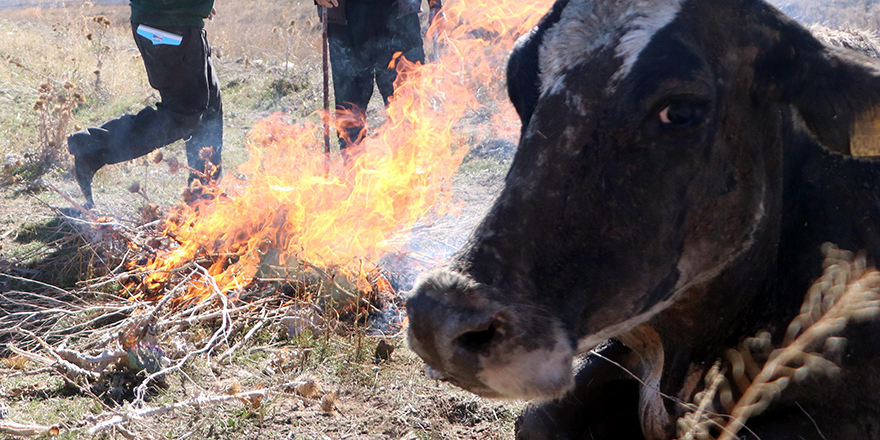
[658,102,706,127]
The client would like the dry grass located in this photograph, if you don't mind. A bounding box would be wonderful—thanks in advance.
[0,205,519,439]
[0,2,519,438]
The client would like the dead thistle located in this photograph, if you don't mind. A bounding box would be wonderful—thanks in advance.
[217,379,241,395]
[35,80,84,172]
[86,14,112,92]
[320,392,337,413]
[166,156,182,174]
[2,356,29,370]
[241,393,264,410]
[294,373,322,398]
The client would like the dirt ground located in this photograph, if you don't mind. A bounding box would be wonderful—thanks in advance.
[0,153,521,440]
[0,1,528,438]
[0,155,523,440]
[0,130,519,440]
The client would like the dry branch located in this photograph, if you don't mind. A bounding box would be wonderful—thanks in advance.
[0,420,59,437]
[0,193,403,439]
[133,265,233,404]
[217,315,266,362]
[20,329,101,381]
[42,180,95,220]
[88,378,315,435]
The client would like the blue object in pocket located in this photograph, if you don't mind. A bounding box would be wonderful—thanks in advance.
[136,24,183,46]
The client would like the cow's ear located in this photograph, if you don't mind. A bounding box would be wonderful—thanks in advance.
[506,0,569,133]
[753,7,880,155]
[507,30,542,132]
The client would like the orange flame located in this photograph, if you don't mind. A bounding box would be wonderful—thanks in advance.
[131,0,555,303]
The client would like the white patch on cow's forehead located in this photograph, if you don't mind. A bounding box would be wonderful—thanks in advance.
[538,0,685,94]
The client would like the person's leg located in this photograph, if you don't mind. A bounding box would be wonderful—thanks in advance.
[185,29,222,183]
[67,105,201,206]
[328,2,375,150]
[67,23,210,206]
[374,4,425,104]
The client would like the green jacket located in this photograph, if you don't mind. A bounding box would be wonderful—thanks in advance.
[130,0,215,28]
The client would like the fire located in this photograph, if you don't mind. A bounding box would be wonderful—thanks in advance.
[129,0,554,304]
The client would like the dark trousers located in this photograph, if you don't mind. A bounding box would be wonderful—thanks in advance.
[69,22,222,180]
[327,1,425,149]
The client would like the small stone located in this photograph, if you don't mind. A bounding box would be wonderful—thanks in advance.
[375,339,395,362]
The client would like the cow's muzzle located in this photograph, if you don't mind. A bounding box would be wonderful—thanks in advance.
[405,269,575,399]
[405,276,506,395]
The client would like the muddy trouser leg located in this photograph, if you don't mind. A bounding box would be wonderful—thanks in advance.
[374,10,425,104]
[328,3,379,151]
[74,106,201,166]
[185,33,222,183]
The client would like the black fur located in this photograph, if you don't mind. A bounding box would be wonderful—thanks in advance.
[506,0,569,132]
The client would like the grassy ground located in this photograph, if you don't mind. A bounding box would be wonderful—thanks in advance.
[0,329,523,440]
[0,0,332,216]
[0,1,523,438]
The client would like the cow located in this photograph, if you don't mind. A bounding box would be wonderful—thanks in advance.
[404,0,880,439]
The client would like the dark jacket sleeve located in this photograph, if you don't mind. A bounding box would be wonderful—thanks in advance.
[397,0,420,17]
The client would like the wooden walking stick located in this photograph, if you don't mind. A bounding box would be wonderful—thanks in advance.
[322,6,331,160]
[429,6,442,62]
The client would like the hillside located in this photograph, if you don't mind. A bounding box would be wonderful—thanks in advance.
[773,0,880,29]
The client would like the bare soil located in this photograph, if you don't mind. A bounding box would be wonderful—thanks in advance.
[0,1,526,438]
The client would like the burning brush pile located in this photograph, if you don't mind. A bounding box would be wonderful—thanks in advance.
[0,0,554,436]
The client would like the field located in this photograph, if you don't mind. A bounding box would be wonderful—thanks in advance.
[0,0,877,439]
[0,0,522,438]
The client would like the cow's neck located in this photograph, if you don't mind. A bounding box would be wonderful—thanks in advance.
[625,109,880,439]
[621,190,785,439]
[618,111,791,438]
[778,116,880,317]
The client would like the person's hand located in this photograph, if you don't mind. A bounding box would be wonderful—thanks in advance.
[316,0,338,8]
[208,7,217,20]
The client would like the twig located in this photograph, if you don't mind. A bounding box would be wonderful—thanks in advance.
[20,329,101,381]
[132,266,233,405]
[157,296,276,328]
[0,272,70,296]
[6,344,55,366]
[217,315,266,362]
[91,379,312,435]
[0,420,58,437]
[115,424,137,440]
[54,346,126,371]
[41,179,95,221]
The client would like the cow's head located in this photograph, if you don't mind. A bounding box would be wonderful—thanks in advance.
[407,0,880,400]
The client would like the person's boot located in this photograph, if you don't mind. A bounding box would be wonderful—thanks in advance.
[67,131,105,208]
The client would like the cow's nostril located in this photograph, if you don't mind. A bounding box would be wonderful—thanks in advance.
[456,322,498,354]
